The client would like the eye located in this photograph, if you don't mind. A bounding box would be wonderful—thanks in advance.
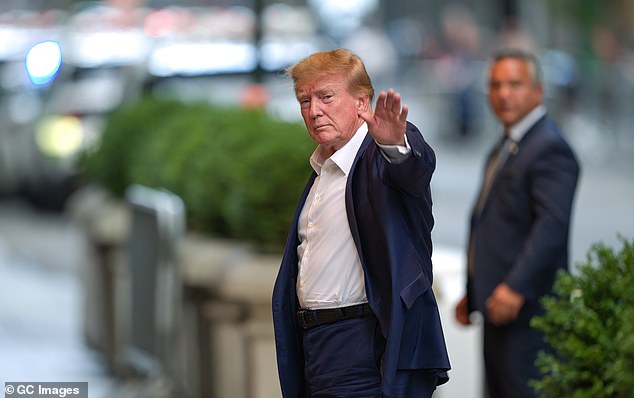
[321,94,334,103]
[299,97,311,108]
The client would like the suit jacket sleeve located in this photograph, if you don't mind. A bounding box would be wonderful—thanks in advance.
[505,135,580,300]
[380,123,436,198]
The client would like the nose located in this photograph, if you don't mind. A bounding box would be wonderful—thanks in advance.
[497,83,512,99]
[308,100,322,119]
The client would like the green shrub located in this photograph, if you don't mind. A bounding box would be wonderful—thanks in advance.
[78,96,184,196]
[78,97,314,252]
[530,237,634,397]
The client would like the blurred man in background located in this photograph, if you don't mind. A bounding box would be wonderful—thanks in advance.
[455,49,580,397]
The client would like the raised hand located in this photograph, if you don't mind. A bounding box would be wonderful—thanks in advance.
[358,89,408,146]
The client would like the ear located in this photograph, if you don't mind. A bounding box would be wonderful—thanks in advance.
[356,94,370,111]
[533,83,545,104]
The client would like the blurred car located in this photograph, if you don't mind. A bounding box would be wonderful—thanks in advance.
[23,63,147,209]
[0,9,67,204]
[0,4,149,210]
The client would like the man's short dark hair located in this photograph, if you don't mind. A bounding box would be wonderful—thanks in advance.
[491,48,543,85]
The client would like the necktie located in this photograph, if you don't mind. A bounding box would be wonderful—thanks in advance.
[468,136,516,275]
[474,136,516,216]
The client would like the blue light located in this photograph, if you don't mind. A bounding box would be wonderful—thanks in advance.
[25,40,63,86]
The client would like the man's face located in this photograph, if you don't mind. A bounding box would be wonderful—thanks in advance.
[488,58,543,128]
[295,74,366,154]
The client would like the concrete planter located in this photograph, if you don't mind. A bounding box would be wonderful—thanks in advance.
[66,185,130,375]
[67,185,282,398]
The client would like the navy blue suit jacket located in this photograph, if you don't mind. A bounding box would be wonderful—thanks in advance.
[467,114,580,323]
[272,122,451,397]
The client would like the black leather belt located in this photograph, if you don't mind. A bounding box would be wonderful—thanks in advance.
[296,303,373,330]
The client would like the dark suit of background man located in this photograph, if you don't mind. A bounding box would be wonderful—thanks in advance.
[272,48,450,398]
[455,49,580,398]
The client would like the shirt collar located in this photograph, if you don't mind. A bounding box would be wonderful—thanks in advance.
[309,123,368,176]
[507,104,546,142]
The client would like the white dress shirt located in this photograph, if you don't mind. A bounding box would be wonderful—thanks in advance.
[508,104,546,142]
[296,123,411,310]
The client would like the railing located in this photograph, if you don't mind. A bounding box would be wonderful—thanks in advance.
[68,184,281,398]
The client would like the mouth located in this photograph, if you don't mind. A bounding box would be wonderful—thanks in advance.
[496,105,513,114]
[497,102,513,111]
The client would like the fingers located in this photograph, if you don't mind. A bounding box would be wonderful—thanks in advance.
[375,90,387,110]
[384,90,395,112]
[486,299,503,325]
[376,89,408,128]
[400,103,409,123]
[376,89,398,110]
[362,89,408,145]
[486,296,520,325]
[375,89,407,113]
[454,296,472,326]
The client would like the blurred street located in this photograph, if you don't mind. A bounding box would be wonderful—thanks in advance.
[0,199,117,397]
[0,199,175,398]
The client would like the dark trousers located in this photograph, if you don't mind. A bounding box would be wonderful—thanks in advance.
[302,315,437,398]
[484,320,543,398]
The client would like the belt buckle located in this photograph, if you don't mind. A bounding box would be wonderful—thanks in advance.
[298,310,313,330]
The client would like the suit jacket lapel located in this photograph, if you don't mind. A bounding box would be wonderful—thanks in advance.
[282,171,316,276]
[345,133,373,266]
[474,117,545,221]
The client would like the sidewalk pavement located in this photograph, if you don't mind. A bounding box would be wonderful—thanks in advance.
[0,199,167,398]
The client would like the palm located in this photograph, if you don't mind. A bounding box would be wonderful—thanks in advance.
[359,89,408,146]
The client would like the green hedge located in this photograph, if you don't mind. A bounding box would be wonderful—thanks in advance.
[530,237,634,397]
[78,97,314,252]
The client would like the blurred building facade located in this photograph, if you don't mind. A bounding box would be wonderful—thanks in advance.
[2,0,633,208]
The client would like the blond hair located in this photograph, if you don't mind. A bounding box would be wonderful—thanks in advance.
[287,48,374,102]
